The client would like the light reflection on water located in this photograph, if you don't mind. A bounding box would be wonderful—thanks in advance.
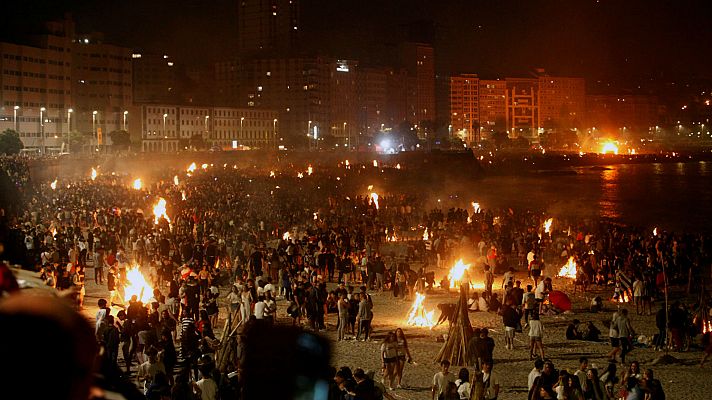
[469,161,712,232]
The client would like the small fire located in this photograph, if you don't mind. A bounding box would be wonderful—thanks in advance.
[181,190,187,201]
[297,172,304,179]
[369,192,380,210]
[386,230,398,242]
[153,197,170,225]
[601,141,619,155]
[406,292,436,328]
[653,227,658,236]
[396,163,401,169]
[50,179,57,190]
[270,171,275,178]
[448,259,471,289]
[173,175,179,186]
[132,178,142,190]
[201,163,208,170]
[373,160,378,167]
[187,162,197,173]
[612,291,631,303]
[544,218,553,234]
[472,202,481,213]
[307,165,313,175]
[345,160,350,169]
[313,212,318,220]
[51,227,57,237]
[558,256,577,279]
[124,265,154,304]
[423,228,430,241]
[367,185,373,191]
[91,168,98,181]
[467,215,472,224]
[283,231,291,240]
[703,320,712,334]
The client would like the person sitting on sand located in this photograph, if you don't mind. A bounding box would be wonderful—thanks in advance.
[468,292,480,312]
[488,293,502,313]
[583,321,602,342]
[590,296,603,313]
[566,319,583,340]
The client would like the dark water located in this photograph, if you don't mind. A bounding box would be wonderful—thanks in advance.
[467,161,712,233]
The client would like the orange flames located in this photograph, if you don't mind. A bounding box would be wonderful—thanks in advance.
[703,319,712,334]
[448,259,471,289]
[612,291,631,303]
[173,175,179,186]
[124,265,154,304]
[90,168,98,181]
[544,218,553,234]
[132,178,142,190]
[50,179,58,190]
[558,256,577,279]
[187,162,197,174]
[406,292,435,328]
[153,197,170,225]
[369,192,380,210]
[422,228,429,241]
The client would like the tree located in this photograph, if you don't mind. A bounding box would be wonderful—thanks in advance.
[109,130,131,150]
[0,129,24,155]
[67,131,90,151]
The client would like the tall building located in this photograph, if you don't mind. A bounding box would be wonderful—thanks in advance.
[327,59,358,146]
[537,72,585,132]
[506,78,539,140]
[357,66,389,137]
[450,74,480,143]
[71,32,133,144]
[132,53,178,104]
[238,0,300,57]
[0,27,72,152]
[478,79,507,139]
[400,42,435,130]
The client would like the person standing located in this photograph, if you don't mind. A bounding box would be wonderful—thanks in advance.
[394,328,412,389]
[356,287,373,341]
[431,360,455,400]
[381,331,399,390]
[484,265,494,298]
[94,248,104,285]
[615,308,635,364]
[73,264,86,309]
[528,312,545,360]
[474,360,500,400]
[502,300,519,350]
[337,292,350,341]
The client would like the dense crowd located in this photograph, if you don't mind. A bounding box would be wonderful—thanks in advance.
[0,154,711,400]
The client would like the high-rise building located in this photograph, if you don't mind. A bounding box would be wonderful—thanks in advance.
[506,78,539,140]
[478,79,507,139]
[537,71,585,132]
[357,66,389,138]
[132,53,178,104]
[450,74,480,143]
[238,0,300,57]
[400,42,435,131]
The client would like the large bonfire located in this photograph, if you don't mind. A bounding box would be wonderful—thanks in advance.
[406,292,435,328]
[124,265,153,303]
[558,256,577,279]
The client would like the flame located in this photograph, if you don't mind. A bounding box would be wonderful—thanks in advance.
[653,227,658,236]
[187,162,197,173]
[181,190,187,201]
[544,218,553,234]
[313,212,318,220]
[703,320,712,334]
[406,292,436,328]
[367,185,373,191]
[558,256,577,279]
[132,178,142,190]
[423,228,429,241]
[612,291,631,303]
[152,197,170,225]
[579,151,584,156]
[386,230,398,242]
[50,179,57,190]
[173,175,179,186]
[270,171,275,177]
[124,265,154,303]
[307,165,313,175]
[396,163,401,169]
[601,141,619,155]
[345,159,349,166]
[297,172,304,179]
[472,202,481,213]
[283,231,291,240]
[467,216,472,224]
[369,192,380,210]
[201,163,208,170]
[373,160,378,167]
[448,259,471,289]
[91,168,98,181]
[51,227,57,237]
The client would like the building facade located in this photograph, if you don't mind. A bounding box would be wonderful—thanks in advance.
[238,0,300,57]
[450,74,480,143]
[400,42,435,131]
[537,74,585,132]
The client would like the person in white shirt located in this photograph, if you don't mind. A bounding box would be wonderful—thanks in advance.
[263,292,276,323]
[253,296,266,319]
[431,360,455,400]
[195,363,218,400]
[455,368,471,399]
[528,312,545,360]
[528,358,544,391]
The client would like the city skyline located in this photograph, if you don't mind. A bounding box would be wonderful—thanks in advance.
[2,0,711,84]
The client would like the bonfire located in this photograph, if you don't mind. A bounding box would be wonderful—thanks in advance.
[369,192,380,210]
[448,259,471,289]
[50,179,57,190]
[153,197,170,225]
[307,165,313,175]
[132,178,142,190]
[406,292,435,328]
[187,162,197,174]
[124,265,154,303]
[91,168,98,181]
[173,175,179,186]
[558,256,577,279]
[544,218,553,234]
[423,228,429,241]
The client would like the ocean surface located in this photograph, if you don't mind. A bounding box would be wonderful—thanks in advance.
[463,161,712,233]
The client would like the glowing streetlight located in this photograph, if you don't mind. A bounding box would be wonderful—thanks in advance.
[13,106,20,132]
[273,118,278,147]
[204,115,210,139]
[240,116,245,140]
[67,108,73,154]
[123,110,128,131]
[163,113,168,152]
[40,107,46,154]
[92,110,98,149]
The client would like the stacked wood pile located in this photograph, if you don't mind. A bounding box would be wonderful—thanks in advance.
[216,310,242,372]
[434,285,473,366]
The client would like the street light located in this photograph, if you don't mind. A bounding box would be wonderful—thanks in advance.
[123,110,128,131]
[273,118,278,148]
[343,122,349,150]
[204,115,210,140]
[163,113,168,152]
[67,108,73,154]
[240,116,245,142]
[308,120,312,150]
[13,106,20,132]
[92,111,98,150]
[40,107,46,154]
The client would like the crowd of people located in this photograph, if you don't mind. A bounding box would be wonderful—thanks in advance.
[1,153,711,400]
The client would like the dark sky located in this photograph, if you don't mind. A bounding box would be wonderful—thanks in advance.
[2,0,711,82]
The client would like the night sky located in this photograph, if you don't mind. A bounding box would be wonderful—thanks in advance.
[2,0,711,83]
